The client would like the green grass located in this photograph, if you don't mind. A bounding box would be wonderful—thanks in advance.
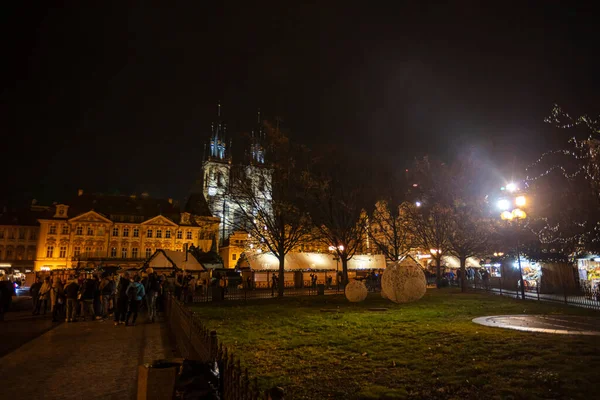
[190,289,600,399]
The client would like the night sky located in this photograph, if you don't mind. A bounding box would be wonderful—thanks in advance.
[3,1,598,206]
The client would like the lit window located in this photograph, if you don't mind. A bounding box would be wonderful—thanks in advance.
[76,226,83,235]
[147,229,153,238]
[132,248,138,258]
[123,227,129,237]
[61,225,69,235]
[186,231,192,240]
[177,230,182,239]
[145,248,152,258]
[121,248,127,258]
[133,228,139,237]
[156,229,162,238]
[59,246,66,258]
[112,227,119,236]
[49,225,56,234]
[46,246,54,258]
[165,230,171,238]
[111,247,117,257]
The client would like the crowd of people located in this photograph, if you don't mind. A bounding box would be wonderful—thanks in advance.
[28,268,170,326]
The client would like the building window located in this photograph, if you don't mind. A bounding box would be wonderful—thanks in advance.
[76,226,83,235]
[111,247,117,257]
[133,227,139,237]
[112,227,119,236]
[74,246,81,257]
[59,246,66,258]
[156,229,162,238]
[8,230,15,239]
[29,230,37,240]
[19,228,25,239]
[186,231,192,240]
[132,248,138,258]
[232,253,237,261]
[49,225,57,235]
[177,230,182,239]
[85,247,91,255]
[145,248,152,258]
[147,229,153,238]
[46,246,54,258]
[165,230,171,238]
[121,248,127,258]
[123,227,129,237]
[87,227,93,236]
[61,225,69,235]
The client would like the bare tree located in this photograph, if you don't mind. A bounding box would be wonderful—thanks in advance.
[228,122,312,297]
[370,200,413,263]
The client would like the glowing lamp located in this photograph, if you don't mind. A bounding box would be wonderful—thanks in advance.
[512,209,527,219]
[415,201,422,207]
[328,246,335,251]
[515,196,526,207]
[338,245,344,251]
[500,211,513,220]
[497,199,510,211]
[506,182,517,192]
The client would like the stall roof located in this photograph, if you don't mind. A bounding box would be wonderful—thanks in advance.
[147,249,206,272]
[246,252,387,271]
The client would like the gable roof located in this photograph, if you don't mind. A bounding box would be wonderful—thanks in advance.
[147,249,206,271]
[67,210,113,224]
[141,215,179,227]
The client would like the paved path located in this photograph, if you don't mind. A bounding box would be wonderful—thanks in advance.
[0,317,178,399]
[473,314,600,335]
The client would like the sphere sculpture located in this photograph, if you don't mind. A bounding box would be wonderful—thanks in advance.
[345,280,368,302]
[381,262,427,303]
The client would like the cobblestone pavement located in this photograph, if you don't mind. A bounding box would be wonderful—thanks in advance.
[0,315,178,399]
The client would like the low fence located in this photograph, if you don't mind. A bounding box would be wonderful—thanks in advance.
[465,279,600,311]
[164,295,283,400]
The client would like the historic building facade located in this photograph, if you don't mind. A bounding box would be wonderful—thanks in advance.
[34,191,219,271]
[201,105,272,243]
[0,204,48,272]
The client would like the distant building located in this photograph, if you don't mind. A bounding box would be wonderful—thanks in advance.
[199,104,272,243]
[34,190,220,271]
[0,202,48,273]
[146,249,206,273]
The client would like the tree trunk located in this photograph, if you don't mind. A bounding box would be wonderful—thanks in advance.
[341,257,349,285]
[436,256,442,288]
[278,255,285,298]
[460,256,467,293]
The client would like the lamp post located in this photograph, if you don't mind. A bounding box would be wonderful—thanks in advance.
[497,192,527,300]
[329,245,344,292]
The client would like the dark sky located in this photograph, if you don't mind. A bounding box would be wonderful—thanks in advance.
[2,1,598,206]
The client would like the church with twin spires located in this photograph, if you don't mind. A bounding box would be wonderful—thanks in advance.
[198,103,272,244]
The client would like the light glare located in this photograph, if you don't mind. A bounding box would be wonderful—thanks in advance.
[497,199,510,210]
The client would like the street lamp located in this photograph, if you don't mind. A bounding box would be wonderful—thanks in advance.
[499,194,528,300]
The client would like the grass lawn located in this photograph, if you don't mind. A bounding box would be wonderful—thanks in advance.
[190,289,600,399]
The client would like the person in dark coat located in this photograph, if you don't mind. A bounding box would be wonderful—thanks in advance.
[64,279,79,322]
[29,277,42,314]
[114,271,130,325]
[0,278,16,321]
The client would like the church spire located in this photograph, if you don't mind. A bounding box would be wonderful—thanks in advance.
[208,101,227,161]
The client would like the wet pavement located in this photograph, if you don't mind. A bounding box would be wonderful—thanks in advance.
[0,315,177,399]
[472,314,600,335]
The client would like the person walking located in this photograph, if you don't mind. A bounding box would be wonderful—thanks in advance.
[125,275,145,326]
[114,272,130,326]
[29,277,42,314]
[145,269,160,322]
[64,279,79,322]
[37,277,52,315]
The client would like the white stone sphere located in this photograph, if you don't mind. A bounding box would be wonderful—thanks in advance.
[345,280,368,302]
[381,262,427,303]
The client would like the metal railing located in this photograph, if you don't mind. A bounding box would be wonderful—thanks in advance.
[164,294,284,400]
[464,279,600,311]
